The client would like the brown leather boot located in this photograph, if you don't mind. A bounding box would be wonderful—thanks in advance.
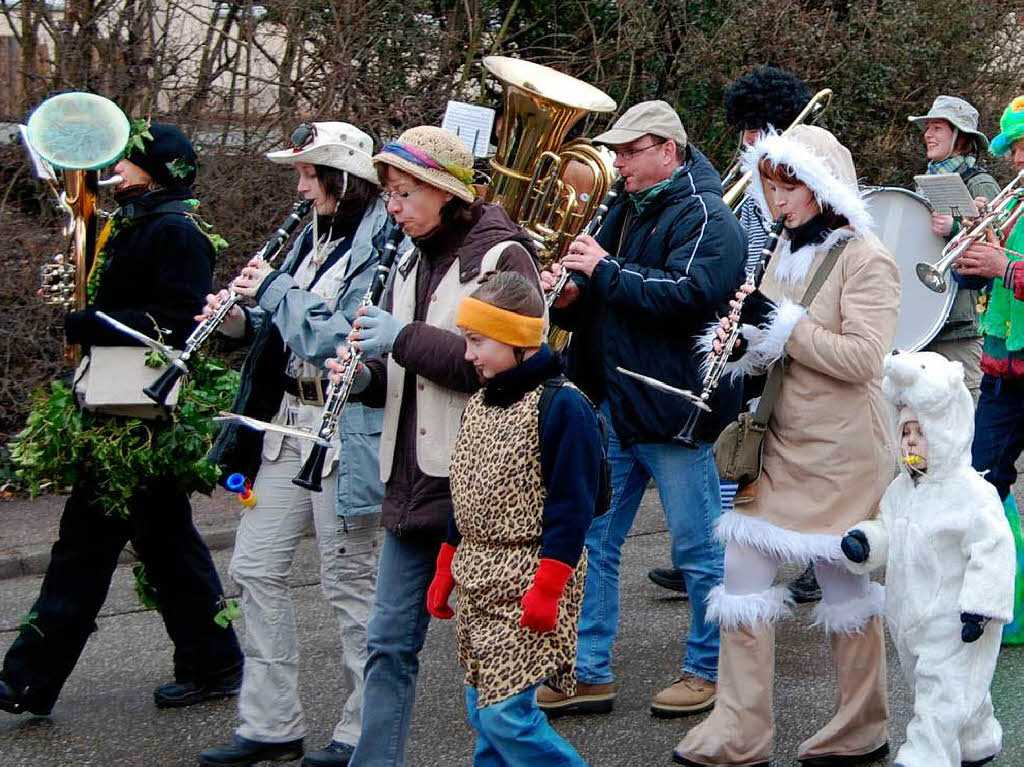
[651,672,716,717]
[536,681,615,717]
[796,616,889,765]
[673,622,775,766]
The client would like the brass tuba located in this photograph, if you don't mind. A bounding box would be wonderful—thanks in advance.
[483,56,618,265]
[721,88,834,211]
[25,92,130,363]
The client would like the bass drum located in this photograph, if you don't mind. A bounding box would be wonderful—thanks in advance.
[861,187,953,352]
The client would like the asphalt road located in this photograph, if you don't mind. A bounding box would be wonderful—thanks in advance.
[1,491,1022,767]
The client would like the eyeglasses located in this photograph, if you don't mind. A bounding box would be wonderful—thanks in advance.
[615,139,668,160]
[290,122,317,151]
[381,185,423,205]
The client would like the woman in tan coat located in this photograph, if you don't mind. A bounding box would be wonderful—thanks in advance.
[674,125,900,767]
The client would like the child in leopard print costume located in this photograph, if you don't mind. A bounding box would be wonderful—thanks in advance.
[425,271,603,766]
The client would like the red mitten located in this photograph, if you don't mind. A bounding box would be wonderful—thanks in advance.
[426,543,457,620]
[520,558,575,633]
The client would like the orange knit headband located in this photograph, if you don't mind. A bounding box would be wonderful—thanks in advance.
[456,297,545,348]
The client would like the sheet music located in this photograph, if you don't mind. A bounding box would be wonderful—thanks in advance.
[18,124,57,182]
[441,101,495,158]
[913,173,980,218]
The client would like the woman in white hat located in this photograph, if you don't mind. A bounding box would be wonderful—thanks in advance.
[327,125,544,767]
[674,125,899,767]
[909,95,1001,401]
[200,121,401,767]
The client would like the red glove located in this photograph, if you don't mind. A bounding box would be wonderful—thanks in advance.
[426,543,457,620]
[520,558,575,633]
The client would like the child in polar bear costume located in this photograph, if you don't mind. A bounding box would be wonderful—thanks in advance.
[840,351,1015,767]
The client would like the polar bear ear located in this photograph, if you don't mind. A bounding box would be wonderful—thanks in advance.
[946,360,965,389]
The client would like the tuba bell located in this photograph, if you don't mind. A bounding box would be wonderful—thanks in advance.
[483,56,618,265]
[25,92,130,364]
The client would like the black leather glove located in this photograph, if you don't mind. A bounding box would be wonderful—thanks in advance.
[841,530,870,564]
[961,613,989,643]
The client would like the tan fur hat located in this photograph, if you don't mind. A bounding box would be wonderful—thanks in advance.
[373,126,476,203]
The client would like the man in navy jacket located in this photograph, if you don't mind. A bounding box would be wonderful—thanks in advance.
[539,101,745,718]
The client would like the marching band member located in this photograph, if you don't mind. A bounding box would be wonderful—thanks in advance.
[331,126,544,767]
[0,124,244,717]
[199,123,395,767]
[953,94,1024,645]
[675,125,898,767]
[427,272,602,767]
[909,96,1001,400]
[539,101,746,719]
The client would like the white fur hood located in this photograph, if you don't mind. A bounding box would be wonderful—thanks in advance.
[742,124,873,237]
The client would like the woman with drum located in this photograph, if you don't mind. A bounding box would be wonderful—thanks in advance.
[673,125,899,767]
[909,96,1001,400]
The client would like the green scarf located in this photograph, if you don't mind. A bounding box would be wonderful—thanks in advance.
[978,199,1024,351]
[630,166,684,217]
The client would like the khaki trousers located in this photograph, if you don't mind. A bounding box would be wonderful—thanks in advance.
[229,437,380,745]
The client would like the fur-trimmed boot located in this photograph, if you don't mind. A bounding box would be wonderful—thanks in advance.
[673,586,790,767]
[797,611,889,766]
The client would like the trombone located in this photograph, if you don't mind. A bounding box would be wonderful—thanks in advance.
[721,88,834,211]
[915,169,1024,293]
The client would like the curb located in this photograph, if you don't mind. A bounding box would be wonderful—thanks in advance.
[0,525,242,581]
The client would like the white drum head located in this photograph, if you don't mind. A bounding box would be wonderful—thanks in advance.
[862,187,953,352]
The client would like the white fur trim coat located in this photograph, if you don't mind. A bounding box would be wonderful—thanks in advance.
[718,125,901,559]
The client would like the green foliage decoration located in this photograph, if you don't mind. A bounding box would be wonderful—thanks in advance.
[125,117,153,157]
[213,597,242,628]
[9,355,239,519]
[132,562,161,611]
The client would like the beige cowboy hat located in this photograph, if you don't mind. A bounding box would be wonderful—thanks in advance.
[266,121,378,184]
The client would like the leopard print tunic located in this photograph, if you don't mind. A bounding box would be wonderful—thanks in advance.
[449,382,587,708]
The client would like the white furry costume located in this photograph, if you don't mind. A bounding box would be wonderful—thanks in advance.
[846,351,1015,767]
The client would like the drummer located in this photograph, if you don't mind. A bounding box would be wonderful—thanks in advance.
[909,95,1001,400]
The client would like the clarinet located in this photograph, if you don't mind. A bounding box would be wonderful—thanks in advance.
[545,177,625,308]
[674,215,786,448]
[292,223,405,492]
[144,200,314,405]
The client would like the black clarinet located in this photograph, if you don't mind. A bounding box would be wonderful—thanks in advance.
[144,200,313,405]
[674,215,786,448]
[545,177,625,307]
[292,223,405,491]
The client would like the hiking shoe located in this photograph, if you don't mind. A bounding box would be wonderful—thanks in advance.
[651,673,716,717]
[536,682,615,717]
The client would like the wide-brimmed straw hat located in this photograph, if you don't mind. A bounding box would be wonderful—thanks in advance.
[907,96,990,153]
[373,126,476,203]
[991,96,1024,157]
[266,121,377,184]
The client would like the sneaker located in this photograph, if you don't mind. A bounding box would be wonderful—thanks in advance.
[647,567,689,597]
[154,667,242,709]
[536,682,615,717]
[651,673,716,717]
[302,741,355,767]
[789,563,823,604]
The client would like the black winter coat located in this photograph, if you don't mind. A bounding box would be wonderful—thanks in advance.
[64,188,214,349]
[551,145,746,446]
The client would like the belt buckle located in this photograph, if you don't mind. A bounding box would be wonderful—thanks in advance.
[296,377,324,407]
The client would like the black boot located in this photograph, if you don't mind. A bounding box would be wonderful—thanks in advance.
[0,678,52,716]
[789,563,822,604]
[199,735,304,766]
[647,567,688,596]
[154,665,242,709]
[302,741,355,766]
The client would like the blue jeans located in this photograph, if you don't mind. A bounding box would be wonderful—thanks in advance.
[972,375,1024,501]
[465,685,586,767]
[576,403,723,684]
[349,530,440,767]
